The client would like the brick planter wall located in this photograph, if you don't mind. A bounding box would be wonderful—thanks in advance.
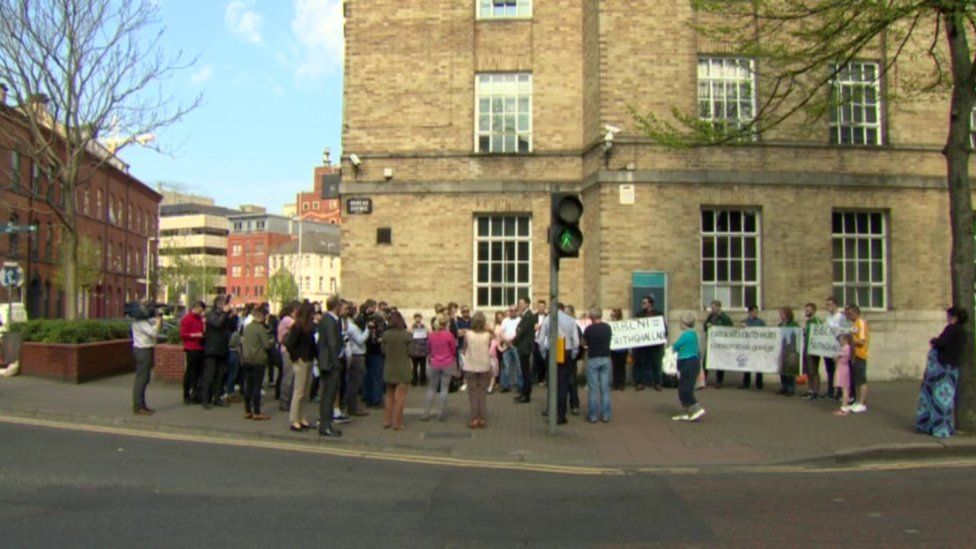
[154,344,185,383]
[20,339,134,383]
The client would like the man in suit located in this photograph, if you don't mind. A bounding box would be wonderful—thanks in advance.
[513,296,538,403]
[317,295,345,437]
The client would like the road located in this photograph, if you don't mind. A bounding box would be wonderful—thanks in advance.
[0,422,974,547]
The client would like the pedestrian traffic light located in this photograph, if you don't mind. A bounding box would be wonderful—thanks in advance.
[550,193,583,259]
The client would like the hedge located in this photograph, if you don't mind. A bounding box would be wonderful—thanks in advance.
[8,319,132,344]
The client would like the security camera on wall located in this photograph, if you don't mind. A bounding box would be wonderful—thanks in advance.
[349,154,362,167]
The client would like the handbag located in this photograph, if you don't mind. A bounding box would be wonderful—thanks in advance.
[663,347,678,377]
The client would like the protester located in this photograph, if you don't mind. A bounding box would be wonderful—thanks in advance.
[823,296,848,400]
[241,306,273,420]
[846,304,870,413]
[201,295,235,409]
[284,302,316,432]
[633,295,665,391]
[315,296,346,437]
[915,307,967,437]
[554,303,581,425]
[131,302,163,415]
[344,304,370,417]
[704,300,733,388]
[609,309,628,391]
[462,311,493,428]
[802,303,823,400]
[671,312,705,422]
[381,311,412,430]
[423,313,457,421]
[583,307,613,424]
[408,313,429,386]
[832,333,853,417]
[226,315,242,402]
[361,299,386,409]
[565,305,583,415]
[739,305,765,390]
[777,307,800,397]
[533,300,549,385]
[499,305,520,393]
[513,296,537,404]
[276,301,298,409]
[179,301,206,404]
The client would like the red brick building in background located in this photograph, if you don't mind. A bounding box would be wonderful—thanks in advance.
[1,101,161,319]
[296,164,342,224]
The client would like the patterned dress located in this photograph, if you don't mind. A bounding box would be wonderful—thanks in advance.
[914,350,958,438]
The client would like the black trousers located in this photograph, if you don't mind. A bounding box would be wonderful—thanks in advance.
[556,363,571,421]
[823,357,837,395]
[411,356,426,383]
[611,352,627,388]
[519,351,533,399]
[183,349,204,401]
[242,363,265,414]
[200,356,228,405]
[533,343,547,383]
[741,372,764,389]
[317,365,342,431]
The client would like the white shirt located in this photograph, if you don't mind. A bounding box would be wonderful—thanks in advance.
[346,320,369,356]
[827,311,849,330]
[558,310,580,356]
[535,313,549,348]
[501,316,519,343]
[131,320,158,349]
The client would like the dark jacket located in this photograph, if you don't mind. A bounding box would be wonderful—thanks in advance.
[317,312,344,373]
[204,309,234,358]
[932,323,965,367]
[242,322,274,365]
[636,307,668,343]
[286,325,316,362]
[513,310,537,355]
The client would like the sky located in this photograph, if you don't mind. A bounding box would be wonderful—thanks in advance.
[118,0,344,213]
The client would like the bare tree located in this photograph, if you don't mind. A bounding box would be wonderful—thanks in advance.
[634,1,976,429]
[0,0,200,319]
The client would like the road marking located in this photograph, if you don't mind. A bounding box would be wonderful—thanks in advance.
[638,459,976,475]
[0,414,626,477]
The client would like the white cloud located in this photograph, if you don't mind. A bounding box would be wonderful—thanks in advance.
[225,1,264,45]
[190,64,214,85]
[291,0,344,85]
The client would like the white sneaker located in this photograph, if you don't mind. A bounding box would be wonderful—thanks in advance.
[840,404,852,413]
[850,403,868,414]
[460,383,467,392]
[689,408,706,422]
[671,413,690,421]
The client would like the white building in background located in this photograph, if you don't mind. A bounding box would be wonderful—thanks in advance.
[268,231,341,307]
[159,202,239,306]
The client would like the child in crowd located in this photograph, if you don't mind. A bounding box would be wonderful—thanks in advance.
[833,333,853,416]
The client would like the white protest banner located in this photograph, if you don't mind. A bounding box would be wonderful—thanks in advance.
[609,317,667,350]
[706,327,785,374]
[806,323,842,357]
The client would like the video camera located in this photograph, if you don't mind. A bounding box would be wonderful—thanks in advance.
[124,301,169,320]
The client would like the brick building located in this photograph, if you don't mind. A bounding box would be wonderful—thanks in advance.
[159,200,239,305]
[225,209,338,305]
[1,108,161,319]
[296,164,342,225]
[340,1,973,379]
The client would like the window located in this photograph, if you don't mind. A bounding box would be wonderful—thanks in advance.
[29,223,39,259]
[698,57,756,137]
[96,190,103,220]
[478,0,531,18]
[232,265,242,277]
[302,202,310,211]
[700,209,761,309]
[256,221,265,230]
[10,151,20,187]
[82,189,90,215]
[45,223,53,261]
[254,266,265,277]
[832,211,887,310]
[476,73,532,154]
[254,243,264,254]
[313,201,320,210]
[30,163,40,194]
[232,244,242,256]
[830,61,882,145]
[233,222,243,232]
[304,276,311,291]
[8,214,20,256]
[474,215,532,308]
[255,286,263,297]
[318,276,324,292]
[108,195,116,224]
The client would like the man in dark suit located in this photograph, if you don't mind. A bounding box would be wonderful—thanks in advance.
[317,295,345,437]
[513,296,538,403]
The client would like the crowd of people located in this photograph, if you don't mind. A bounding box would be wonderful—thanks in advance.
[127,292,967,438]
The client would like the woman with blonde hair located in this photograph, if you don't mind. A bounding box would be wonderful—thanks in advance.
[462,311,494,428]
[423,312,457,421]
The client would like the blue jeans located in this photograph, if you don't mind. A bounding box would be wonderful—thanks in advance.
[501,348,521,390]
[225,350,240,396]
[586,356,612,421]
[364,353,385,406]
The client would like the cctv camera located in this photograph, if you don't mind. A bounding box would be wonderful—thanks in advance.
[349,154,362,167]
[603,124,622,134]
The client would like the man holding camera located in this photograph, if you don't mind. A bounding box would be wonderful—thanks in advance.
[131,302,164,415]
[200,295,236,409]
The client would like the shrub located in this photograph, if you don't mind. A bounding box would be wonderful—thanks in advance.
[9,319,132,344]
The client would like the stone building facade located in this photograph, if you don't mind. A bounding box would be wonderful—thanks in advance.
[339,1,969,379]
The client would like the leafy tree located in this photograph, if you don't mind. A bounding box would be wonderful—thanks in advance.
[267,268,299,311]
[158,253,216,306]
[0,0,200,319]
[53,234,101,316]
[634,1,976,429]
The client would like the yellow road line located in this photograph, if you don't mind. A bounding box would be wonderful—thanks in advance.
[636,459,976,475]
[0,414,626,477]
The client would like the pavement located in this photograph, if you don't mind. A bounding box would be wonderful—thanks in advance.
[1,371,973,472]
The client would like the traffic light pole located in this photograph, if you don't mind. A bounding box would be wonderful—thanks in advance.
[547,256,558,435]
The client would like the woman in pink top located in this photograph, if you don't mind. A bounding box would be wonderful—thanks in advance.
[833,333,853,416]
[423,313,457,421]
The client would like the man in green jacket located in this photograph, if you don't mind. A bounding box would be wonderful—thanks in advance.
[241,307,274,420]
[704,300,734,388]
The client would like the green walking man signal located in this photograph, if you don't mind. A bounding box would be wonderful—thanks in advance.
[550,193,583,260]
